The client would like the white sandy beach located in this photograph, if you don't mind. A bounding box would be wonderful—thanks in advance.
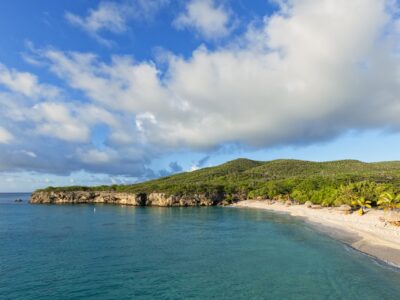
[232,200,400,267]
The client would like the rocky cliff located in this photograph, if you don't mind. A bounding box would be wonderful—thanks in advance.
[29,191,230,206]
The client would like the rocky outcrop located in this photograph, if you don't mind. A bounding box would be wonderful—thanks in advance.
[310,204,322,209]
[30,191,144,205]
[335,204,353,214]
[384,211,400,226]
[146,193,218,206]
[285,200,293,207]
[29,191,225,207]
[304,201,313,208]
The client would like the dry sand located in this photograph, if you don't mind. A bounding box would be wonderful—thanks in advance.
[232,200,400,267]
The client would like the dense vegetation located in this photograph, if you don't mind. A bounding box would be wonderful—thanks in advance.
[39,158,400,207]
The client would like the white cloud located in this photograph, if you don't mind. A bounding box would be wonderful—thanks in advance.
[78,148,115,164]
[0,127,13,144]
[65,2,128,35]
[0,64,39,97]
[32,102,90,142]
[0,64,58,98]
[174,0,232,40]
[29,101,126,144]
[40,0,400,151]
[65,0,169,45]
[2,0,400,178]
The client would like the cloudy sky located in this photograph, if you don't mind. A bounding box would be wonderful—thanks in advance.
[1,0,400,192]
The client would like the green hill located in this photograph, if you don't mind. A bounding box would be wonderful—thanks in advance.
[40,158,400,206]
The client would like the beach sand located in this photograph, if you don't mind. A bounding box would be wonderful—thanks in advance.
[232,200,400,267]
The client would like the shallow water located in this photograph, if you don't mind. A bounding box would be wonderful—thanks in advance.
[1,193,400,299]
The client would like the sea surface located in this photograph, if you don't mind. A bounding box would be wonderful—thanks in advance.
[1,193,400,299]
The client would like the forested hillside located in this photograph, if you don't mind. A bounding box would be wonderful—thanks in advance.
[39,158,400,206]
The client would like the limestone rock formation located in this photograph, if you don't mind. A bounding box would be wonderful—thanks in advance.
[29,191,224,207]
[335,204,352,214]
[384,211,400,226]
[304,201,313,208]
[310,204,322,209]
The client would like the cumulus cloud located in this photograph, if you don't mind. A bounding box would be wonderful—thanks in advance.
[40,0,400,150]
[1,0,400,179]
[66,2,128,34]
[0,63,58,98]
[31,102,90,142]
[174,0,232,40]
[0,67,153,176]
[65,0,169,46]
[0,64,40,97]
[78,148,115,164]
[43,51,170,114]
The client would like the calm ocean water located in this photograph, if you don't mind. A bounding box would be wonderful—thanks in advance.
[1,193,400,299]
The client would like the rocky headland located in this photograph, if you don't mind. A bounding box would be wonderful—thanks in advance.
[29,191,231,207]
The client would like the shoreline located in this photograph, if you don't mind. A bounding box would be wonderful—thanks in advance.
[231,200,400,268]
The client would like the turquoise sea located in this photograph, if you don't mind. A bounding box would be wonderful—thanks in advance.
[1,193,400,299]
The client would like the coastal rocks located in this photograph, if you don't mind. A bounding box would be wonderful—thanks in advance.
[384,211,400,226]
[285,200,293,207]
[310,204,322,209]
[304,201,313,208]
[30,191,144,205]
[335,204,353,215]
[29,191,223,207]
[219,200,232,206]
[146,193,215,206]
[14,199,23,203]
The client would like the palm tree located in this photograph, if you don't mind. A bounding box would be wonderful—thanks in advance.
[351,197,371,215]
[377,192,400,211]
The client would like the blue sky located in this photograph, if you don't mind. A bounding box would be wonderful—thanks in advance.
[1,0,400,192]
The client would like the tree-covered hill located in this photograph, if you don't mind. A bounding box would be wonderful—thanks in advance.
[39,158,400,206]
